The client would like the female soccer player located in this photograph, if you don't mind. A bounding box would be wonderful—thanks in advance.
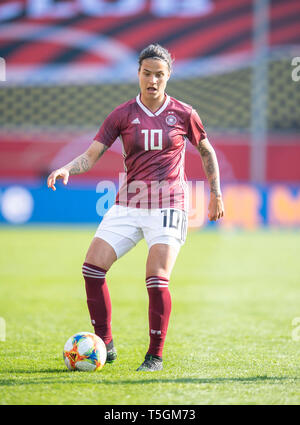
[47,44,224,372]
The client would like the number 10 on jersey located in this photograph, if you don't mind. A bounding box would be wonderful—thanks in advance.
[142,129,163,151]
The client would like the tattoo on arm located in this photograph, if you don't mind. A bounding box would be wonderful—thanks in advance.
[69,160,81,175]
[97,145,108,160]
[67,144,108,176]
[209,177,220,197]
[197,139,221,196]
[80,156,90,172]
[68,153,91,175]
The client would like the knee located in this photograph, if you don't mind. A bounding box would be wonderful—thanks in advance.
[85,238,117,271]
[84,251,111,272]
[146,269,170,281]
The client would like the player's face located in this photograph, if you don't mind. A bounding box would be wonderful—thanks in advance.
[138,58,170,103]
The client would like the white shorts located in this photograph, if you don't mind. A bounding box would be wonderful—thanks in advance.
[94,205,188,259]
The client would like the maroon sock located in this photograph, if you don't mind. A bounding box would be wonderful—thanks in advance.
[82,262,112,345]
[146,276,171,358]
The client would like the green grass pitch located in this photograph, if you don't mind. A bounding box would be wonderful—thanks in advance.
[0,227,300,405]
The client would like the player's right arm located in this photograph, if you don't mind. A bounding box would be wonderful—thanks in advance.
[47,141,108,191]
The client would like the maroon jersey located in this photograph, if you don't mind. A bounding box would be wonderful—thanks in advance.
[94,94,207,211]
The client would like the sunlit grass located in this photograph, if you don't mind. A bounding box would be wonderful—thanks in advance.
[0,227,300,405]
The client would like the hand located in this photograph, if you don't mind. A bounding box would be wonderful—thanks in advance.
[47,168,69,191]
[208,192,224,221]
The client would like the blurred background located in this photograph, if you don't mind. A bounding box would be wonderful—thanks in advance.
[0,0,299,229]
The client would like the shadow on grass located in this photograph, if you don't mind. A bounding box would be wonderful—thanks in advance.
[1,368,69,374]
[1,372,299,387]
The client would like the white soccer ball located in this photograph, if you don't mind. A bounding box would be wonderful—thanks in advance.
[63,332,107,372]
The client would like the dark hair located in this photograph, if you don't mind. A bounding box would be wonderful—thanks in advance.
[138,44,173,72]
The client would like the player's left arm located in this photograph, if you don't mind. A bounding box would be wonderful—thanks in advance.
[196,137,224,221]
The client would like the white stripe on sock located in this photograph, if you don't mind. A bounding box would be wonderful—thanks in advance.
[82,266,106,277]
[82,273,106,279]
[146,284,169,288]
[82,265,106,274]
[82,271,106,278]
[146,280,168,285]
[146,277,169,283]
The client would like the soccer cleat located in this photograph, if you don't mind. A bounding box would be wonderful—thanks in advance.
[136,354,163,372]
[105,339,117,363]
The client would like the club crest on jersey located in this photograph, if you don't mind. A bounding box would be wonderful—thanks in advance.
[166,114,177,126]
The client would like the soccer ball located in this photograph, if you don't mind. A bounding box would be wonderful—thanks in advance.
[63,332,107,372]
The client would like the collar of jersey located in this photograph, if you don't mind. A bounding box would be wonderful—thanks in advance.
[136,93,170,117]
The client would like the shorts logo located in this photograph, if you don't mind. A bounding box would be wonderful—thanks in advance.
[166,114,177,126]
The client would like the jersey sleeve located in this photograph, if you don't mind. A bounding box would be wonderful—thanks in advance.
[94,108,121,148]
[186,109,207,147]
